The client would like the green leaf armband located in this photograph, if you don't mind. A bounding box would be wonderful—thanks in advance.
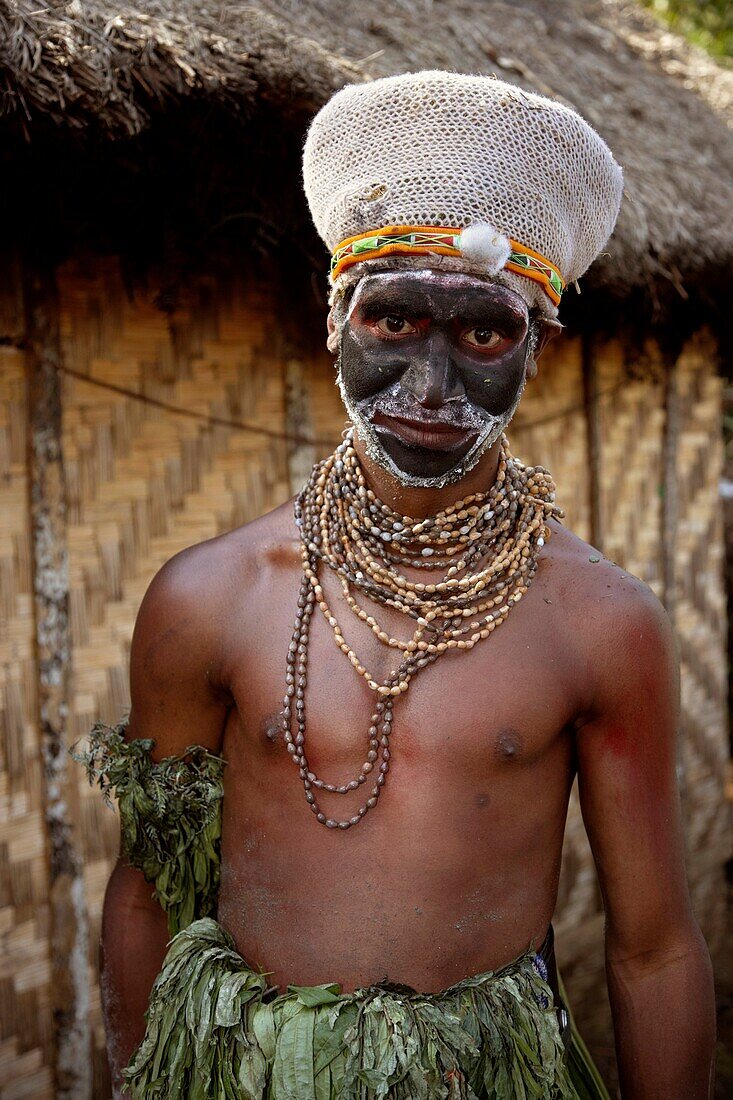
[73,717,226,935]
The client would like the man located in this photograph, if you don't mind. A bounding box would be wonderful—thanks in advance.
[81,71,715,1098]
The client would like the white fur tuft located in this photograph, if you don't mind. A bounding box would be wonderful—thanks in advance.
[458,223,512,273]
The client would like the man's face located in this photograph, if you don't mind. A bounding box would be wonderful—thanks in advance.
[334,270,532,488]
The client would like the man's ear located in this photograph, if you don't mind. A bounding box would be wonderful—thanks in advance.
[326,307,340,354]
[526,316,563,380]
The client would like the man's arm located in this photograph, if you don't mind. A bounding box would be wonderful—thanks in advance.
[574,571,715,1099]
[101,544,232,1094]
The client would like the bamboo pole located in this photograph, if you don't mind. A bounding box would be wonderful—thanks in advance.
[285,357,316,494]
[661,354,679,627]
[660,351,684,802]
[582,332,603,551]
[24,261,91,1100]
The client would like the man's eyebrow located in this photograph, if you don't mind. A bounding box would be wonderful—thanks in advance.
[355,289,526,330]
[356,285,516,311]
[355,287,429,314]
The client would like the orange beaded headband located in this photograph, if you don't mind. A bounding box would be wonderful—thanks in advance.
[330,224,565,306]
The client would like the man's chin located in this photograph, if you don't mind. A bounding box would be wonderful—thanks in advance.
[341,392,495,489]
[354,423,486,489]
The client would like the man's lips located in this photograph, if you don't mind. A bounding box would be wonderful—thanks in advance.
[372,410,479,452]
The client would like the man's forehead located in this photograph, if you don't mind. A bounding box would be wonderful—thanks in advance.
[346,269,528,321]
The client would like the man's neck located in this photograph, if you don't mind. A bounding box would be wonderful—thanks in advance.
[351,432,502,520]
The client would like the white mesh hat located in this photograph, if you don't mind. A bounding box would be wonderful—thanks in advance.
[302,70,624,318]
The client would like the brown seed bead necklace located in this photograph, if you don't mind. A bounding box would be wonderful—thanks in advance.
[282,428,564,830]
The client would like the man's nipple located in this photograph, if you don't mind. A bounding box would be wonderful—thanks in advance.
[262,712,284,744]
[494,728,523,762]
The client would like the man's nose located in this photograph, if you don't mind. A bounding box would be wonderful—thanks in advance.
[400,334,464,409]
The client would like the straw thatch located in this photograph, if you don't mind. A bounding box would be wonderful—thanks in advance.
[1,0,732,327]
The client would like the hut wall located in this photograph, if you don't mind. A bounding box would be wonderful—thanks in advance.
[0,252,727,1095]
[0,290,55,1096]
[58,255,297,1095]
[673,340,728,935]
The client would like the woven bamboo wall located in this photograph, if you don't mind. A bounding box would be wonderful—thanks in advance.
[58,256,296,1095]
[0,253,727,1096]
[548,339,670,1076]
[673,338,728,941]
[0,312,55,1094]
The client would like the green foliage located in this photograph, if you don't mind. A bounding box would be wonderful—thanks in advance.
[122,918,583,1099]
[73,718,226,935]
[638,0,733,59]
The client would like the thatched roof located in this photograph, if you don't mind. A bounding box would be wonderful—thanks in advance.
[2,0,732,328]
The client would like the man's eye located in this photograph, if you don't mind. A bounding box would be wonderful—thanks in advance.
[463,328,502,350]
[374,316,417,337]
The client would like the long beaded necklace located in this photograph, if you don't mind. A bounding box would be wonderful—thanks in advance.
[281,428,564,830]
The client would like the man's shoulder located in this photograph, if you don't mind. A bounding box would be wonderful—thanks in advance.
[163,499,297,577]
[128,498,301,707]
[544,519,665,616]
[543,520,676,697]
[140,498,300,622]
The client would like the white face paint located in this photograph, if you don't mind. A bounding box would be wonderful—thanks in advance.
[336,368,526,489]
[331,269,533,489]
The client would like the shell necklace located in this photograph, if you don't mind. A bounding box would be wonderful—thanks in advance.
[281,429,564,829]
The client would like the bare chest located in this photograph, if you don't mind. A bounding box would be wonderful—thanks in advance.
[222,554,580,792]
[215,552,581,988]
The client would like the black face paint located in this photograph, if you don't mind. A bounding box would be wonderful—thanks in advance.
[336,270,531,487]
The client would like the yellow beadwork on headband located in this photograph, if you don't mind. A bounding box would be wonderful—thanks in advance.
[330,224,565,307]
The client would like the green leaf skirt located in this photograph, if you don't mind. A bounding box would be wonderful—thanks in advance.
[122,918,609,1100]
